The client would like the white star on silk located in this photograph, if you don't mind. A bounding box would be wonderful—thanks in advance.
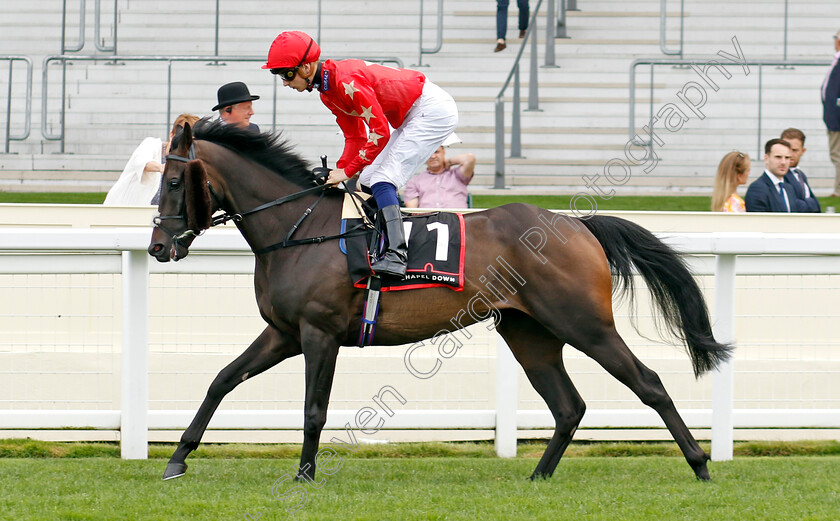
[342,81,359,99]
[367,131,383,146]
[359,149,368,161]
[360,105,375,124]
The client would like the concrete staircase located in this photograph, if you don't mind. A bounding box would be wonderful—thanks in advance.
[1,0,839,194]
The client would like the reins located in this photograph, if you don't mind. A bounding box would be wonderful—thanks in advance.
[210,182,328,227]
[251,189,371,255]
[154,143,371,255]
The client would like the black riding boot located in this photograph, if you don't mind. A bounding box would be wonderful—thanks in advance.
[371,204,407,278]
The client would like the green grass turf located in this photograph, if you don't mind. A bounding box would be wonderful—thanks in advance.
[3,438,840,459]
[0,192,108,204]
[471,194,840,212]
[0,455,838,520]
[2,192,839,212]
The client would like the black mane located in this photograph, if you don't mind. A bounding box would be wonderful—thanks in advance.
[178,118,317,188]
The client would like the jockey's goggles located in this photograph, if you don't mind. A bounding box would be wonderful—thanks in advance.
[271,67,300,81]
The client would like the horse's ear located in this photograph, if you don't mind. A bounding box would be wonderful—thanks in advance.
[184,159,212,231]
[181,122,193,147]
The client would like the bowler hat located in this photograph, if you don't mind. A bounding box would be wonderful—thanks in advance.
[212,82,260,111]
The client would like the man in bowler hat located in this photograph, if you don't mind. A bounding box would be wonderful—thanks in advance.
[213,81,260,132]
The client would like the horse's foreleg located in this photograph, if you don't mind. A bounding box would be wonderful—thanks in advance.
[498,311,585,480]
[163,325,301,480]
[297,323,342,482]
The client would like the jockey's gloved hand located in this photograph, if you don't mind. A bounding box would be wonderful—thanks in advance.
[311,166,330,185]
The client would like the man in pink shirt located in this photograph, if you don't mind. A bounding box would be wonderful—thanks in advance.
[404,143,476,209]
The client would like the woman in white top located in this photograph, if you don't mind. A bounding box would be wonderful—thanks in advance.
[104,114,199,205]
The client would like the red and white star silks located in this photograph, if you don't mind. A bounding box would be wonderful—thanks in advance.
[319,59,425,177]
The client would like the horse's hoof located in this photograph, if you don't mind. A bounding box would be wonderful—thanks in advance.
[528,472,551,481]
[163,461,188,480]
[695,469,712,482]
[692,462,711,481]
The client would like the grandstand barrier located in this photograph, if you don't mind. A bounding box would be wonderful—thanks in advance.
[40,54,405,151]
[0,55,33,153]
[0,207,838,460]
[415,0,444,67]
[628,57,833,159]
[495,0,546,189]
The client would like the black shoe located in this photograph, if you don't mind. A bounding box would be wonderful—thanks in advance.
[371,205,407,278]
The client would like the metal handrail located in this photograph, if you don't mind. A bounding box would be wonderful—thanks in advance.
[94,0,117,53]
[213,0,324,57]
[61,0,117,54]
[62,1,438,67]
[782,0,789,61]
[1,56,33,153]
[556,0,568,41]
[41,54,404,150]
[317,0,322,44]
[415,0,444,66]
[61,0,86,53]
[629,57,831,159]
[660,1,792,60]
[494,0,547,189]
[659,0,685,57]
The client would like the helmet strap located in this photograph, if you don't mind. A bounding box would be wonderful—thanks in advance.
[308,63,325,93]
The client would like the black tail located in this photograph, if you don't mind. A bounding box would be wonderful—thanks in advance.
[579,215,732,377]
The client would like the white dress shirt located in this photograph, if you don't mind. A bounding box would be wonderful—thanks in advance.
[764,171,790,212]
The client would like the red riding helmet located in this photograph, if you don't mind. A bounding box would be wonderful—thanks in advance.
[262,31,321,70]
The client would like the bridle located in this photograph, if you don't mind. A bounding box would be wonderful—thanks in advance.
[152,143,200,244]
[152,144,369,256]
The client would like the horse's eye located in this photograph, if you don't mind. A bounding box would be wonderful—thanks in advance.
[168,178,181,190]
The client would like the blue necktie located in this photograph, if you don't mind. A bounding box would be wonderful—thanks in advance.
[778,184,790,212]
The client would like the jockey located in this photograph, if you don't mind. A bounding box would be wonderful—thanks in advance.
[262,31,459,279]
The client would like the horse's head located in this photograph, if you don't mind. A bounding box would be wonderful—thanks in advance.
[148,123,214,262]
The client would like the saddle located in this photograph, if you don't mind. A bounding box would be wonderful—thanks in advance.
[338,191,466,346]
[339,192,466,292]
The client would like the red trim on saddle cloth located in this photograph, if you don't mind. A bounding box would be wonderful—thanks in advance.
[342,212,466,292]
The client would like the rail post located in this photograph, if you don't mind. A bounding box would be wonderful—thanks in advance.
[495,334,518,457]
[120,250,149,459]
[711,254,736,461]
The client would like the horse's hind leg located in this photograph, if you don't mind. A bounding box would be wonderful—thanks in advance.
[574,326,711,480]
[163,325,301,480]
[497,310,586,480]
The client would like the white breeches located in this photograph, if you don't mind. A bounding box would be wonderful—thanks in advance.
[358,80,459,189]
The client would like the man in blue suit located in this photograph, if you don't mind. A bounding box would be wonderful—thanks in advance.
[780,128,821,212]
[823,30,840,197]
[745,138,808,212]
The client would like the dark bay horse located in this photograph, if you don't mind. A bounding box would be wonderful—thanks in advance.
[148,120,731,482]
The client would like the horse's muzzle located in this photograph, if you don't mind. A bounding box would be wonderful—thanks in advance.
[148,241,173,263]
